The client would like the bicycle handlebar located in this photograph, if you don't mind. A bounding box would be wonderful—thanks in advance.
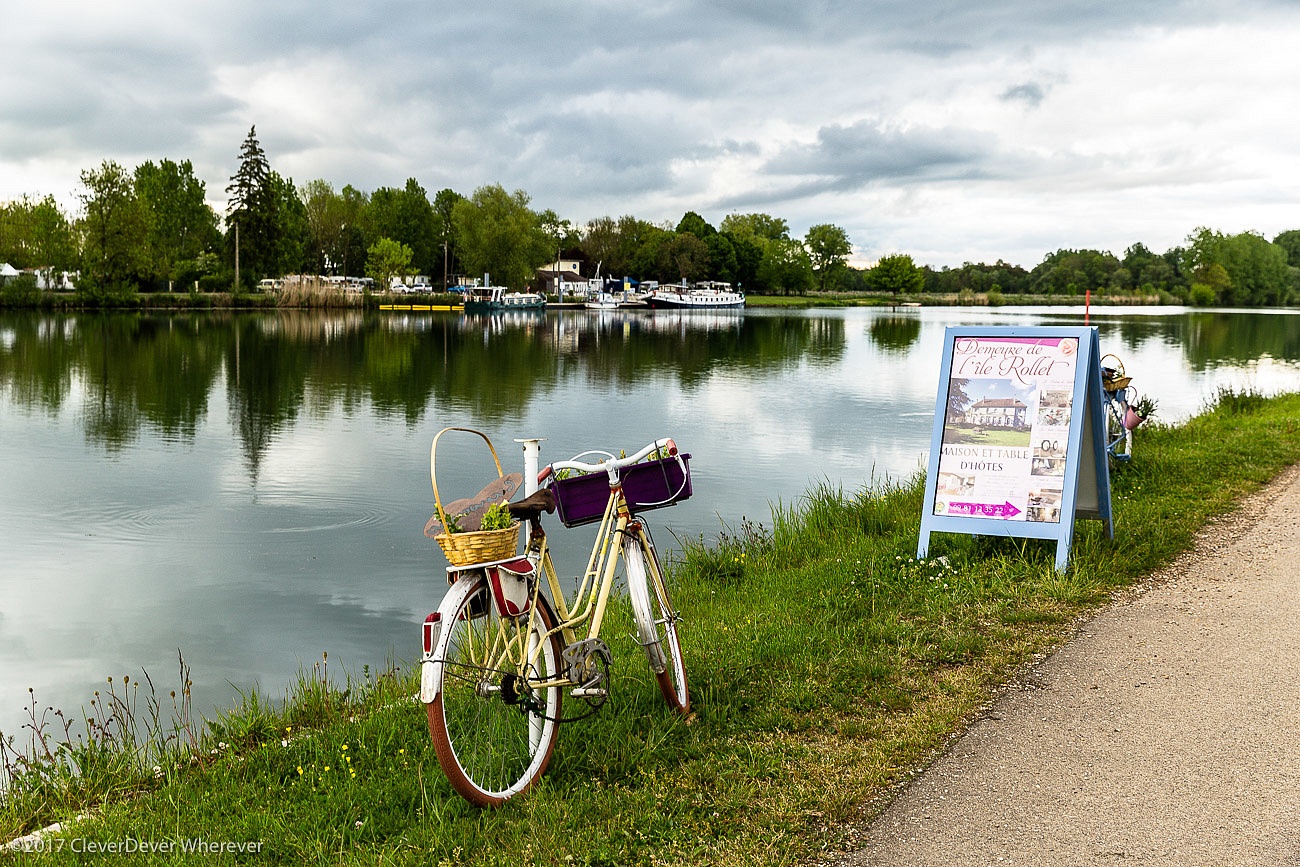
[537,438,678,484]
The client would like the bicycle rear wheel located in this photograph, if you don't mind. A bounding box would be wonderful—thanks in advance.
[624,532,690,713]
[426,573,564,807]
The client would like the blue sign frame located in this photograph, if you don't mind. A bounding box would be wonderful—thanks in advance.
[916,326,1113,571]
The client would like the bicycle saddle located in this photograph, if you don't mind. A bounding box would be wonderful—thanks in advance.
[507,489,556,524]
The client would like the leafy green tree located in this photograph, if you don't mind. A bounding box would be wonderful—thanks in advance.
[77,160,147,294]
[676,211,716,240]
[1120,243,1177,294]
[582,215,663,280]
[368,179,439,277]
[134,159,220,290]
[301,179,348,275]
[720,212,790,243]
[1272,229,1300,267]
[717,213,791,294]
[338,185,370,277]
[1029,249,1121,296]
[725,232,763,292]
[805,224,852,292]
[366,237,414,291]
[581,216,620,274]
[266,171,309,277]
[705,233,739,284]
[539,208,583,282]
[923,261,1030,295]
[30,197,78,287]
[451,185,551,289]
[432,188,464,287]
[1184,228,1291,306]
[655,232,710,283]
[1188,263,1229,306]
[865,253,925,298]
[0,195,77,285]
[758,237,813,295]
[626,223,671,281]
[1272,229,1300,299]
[946,379,974,423]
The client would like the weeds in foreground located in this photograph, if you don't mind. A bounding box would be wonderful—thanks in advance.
[0,652,200,836]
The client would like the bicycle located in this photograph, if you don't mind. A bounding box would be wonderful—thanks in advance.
[1101,354,1136,463]
[418,430,691,807]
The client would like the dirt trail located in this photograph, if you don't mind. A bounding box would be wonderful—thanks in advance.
[840,464,1300,866]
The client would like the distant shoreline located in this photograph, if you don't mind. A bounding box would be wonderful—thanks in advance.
[0,289,1256,311]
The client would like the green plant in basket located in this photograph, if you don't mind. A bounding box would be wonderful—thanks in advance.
[439,509,464,534]
[480,502,515,531]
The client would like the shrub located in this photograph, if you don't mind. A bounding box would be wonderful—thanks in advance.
[0,274,40,306]
[1187,283,1217,306]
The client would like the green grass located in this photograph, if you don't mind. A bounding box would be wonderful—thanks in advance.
[5,387,1300,864]
[745,293,887,308]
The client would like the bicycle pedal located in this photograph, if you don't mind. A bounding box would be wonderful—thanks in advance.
[570,686,607,698]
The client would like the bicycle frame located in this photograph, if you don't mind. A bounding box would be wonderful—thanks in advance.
[517,482,644,688]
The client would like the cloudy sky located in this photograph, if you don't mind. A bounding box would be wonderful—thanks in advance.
[4,0,1299,268]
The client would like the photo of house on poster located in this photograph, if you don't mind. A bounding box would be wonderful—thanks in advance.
[933,336,1079,523]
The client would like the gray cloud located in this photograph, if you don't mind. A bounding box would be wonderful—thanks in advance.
[4,0,1300,265]
[759,120,997,192]
[1001,82,1048,106]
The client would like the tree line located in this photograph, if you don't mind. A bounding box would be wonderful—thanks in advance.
[2,125,1298,306]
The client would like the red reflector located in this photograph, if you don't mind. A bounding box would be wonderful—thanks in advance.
[423,612,441,654]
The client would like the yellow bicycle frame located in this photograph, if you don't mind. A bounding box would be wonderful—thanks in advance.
[518,481,638,687]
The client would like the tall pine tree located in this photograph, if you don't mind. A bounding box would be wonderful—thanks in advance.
[226,126,274,289]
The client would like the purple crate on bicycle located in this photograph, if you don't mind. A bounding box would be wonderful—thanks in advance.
[550,454,692,527]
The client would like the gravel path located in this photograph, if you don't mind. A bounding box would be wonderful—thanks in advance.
[839,464,1300,866]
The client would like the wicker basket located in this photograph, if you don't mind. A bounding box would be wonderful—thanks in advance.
[430,427,519,566]
[1100,354,1132,393]
[435,523,519,566]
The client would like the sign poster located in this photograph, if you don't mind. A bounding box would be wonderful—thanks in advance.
[933,335,1078,524]
[917,326,1112,571]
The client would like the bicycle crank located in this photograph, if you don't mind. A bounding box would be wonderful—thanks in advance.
[562,638,611,707]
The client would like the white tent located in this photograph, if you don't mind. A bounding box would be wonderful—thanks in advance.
[0,263,20,278]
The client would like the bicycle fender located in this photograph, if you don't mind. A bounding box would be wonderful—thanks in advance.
[419,657,440,704]
[419,576,482,704]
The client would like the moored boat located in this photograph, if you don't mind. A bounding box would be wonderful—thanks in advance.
[643,281,745,310]
[463,286,547,313]
[584,291,621,310]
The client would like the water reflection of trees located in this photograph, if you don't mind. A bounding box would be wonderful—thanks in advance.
[0,310,845,462]
[0,312,225,451]
[868,315,922,353]
[1098,312,1300,370]
[1179,313,1300,369]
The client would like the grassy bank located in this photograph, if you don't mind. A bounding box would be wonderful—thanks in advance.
[5,388,1300,864]
[743,291,1173,308]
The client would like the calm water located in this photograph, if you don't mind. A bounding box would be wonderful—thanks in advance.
[3,305,1299,736]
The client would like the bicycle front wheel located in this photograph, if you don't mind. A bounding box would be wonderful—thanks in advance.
[1106,397,1133,463]
[624,534,690,713]
[426,573,565,807]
